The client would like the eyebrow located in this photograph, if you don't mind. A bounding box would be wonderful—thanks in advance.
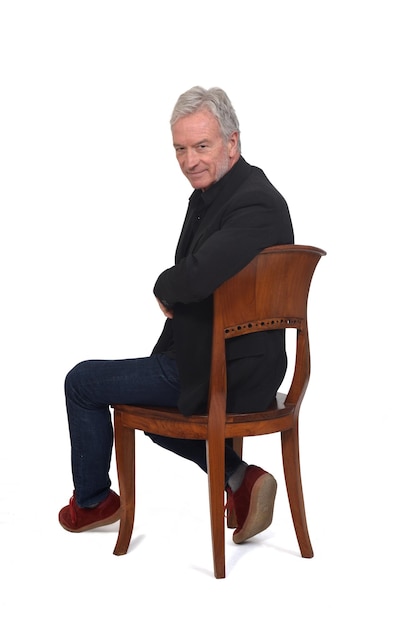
[173,138,211,148]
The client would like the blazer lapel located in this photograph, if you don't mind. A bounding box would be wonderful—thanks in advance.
[175,190,203,261]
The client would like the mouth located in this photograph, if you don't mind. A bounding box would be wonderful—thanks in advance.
[187,172,205,178]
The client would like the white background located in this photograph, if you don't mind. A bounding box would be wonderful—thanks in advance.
[1,1,416,624]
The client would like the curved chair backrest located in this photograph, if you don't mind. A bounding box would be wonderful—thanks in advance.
[210,245,326,412]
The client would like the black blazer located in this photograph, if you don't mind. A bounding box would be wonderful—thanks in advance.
[153,157,294,416]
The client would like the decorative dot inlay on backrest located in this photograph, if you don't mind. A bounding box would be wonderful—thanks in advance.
[224,317,303,336]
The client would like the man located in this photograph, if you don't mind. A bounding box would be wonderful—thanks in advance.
[59,86,294,545]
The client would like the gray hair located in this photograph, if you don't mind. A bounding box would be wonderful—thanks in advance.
[170,86,241,151]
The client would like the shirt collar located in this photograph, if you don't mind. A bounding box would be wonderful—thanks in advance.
[188,156,246,210]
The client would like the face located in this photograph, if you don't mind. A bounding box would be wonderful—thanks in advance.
[172,109,240,191]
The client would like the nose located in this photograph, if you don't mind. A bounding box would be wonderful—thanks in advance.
[183,148,199,170]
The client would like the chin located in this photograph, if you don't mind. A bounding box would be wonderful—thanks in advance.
[190,179,210,190]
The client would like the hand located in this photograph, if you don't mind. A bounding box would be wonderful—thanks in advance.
[156,297,174,319]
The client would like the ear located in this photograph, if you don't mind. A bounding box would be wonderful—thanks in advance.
[228,131,240,158]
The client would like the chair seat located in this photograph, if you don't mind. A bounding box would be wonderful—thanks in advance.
[114,393,293,440]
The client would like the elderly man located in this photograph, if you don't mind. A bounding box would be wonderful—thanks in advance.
[59,86,294,545]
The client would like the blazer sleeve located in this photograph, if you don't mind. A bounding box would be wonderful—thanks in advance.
[153,186,293,307]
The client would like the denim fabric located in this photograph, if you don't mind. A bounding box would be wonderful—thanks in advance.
[64,353,242,507]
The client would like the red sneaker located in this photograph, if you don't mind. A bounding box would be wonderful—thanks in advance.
[228,465,277,544]
[59,490,120,532]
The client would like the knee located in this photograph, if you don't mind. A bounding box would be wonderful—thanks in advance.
[64,360,92,397]
[144,431,156,443]
[144,432,168,447]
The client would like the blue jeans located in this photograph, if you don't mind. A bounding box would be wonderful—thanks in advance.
[64,353,242,507]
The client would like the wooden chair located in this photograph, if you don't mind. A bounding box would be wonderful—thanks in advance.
[112,244,326,578]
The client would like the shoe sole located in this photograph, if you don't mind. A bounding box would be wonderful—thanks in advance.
[59,508,121,533]
[233,474,277,544]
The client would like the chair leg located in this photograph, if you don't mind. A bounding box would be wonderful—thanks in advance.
[113,411,136,556]
[281,426,314,558]
[226,490,237,529]
[226,437,243,528]
[206,439,226,579]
